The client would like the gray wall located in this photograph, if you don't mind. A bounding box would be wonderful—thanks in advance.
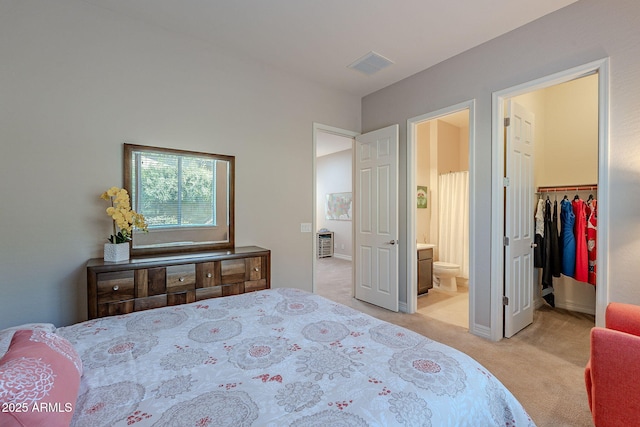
[0,0,360,329]
[362,0,640,329]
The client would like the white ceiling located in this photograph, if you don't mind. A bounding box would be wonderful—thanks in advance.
[79,0,577,98]
[78,0,575,157]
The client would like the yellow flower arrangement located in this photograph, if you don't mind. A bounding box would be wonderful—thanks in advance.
[101,186,148,244]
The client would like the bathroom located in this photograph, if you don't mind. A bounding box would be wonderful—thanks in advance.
[415,110,470,327]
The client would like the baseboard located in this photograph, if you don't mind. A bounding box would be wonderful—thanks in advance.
[535,296,595,315]
[555,300,596,315]
[333,254,352,261]
[399,301,408,313]
[470,323,492,340]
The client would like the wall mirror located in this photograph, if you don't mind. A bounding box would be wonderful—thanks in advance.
[124,143,234,256]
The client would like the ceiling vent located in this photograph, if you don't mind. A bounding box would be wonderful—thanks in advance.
[348,51,394,76]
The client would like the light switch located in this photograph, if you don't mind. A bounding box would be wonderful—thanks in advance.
[300,223,312,232]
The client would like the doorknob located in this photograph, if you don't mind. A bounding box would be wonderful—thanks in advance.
[531,242,538,248]
[388,240,398,245]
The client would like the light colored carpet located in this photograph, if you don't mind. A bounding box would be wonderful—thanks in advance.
[315,256,595,427]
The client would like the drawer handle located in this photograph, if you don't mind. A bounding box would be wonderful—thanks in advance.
[112,285,119,291]
[206,273,212,278]
[179,277,185,282]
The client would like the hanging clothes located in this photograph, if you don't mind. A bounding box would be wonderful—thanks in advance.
[573,197,589,283]
[534,198,545,268]
[541,198,555,307]
[560,198,576,277]
[550,200,561,277]
[586,198,597,286]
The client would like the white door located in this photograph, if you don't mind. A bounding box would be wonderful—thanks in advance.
[504,101,535,338]
[354,125,399,311]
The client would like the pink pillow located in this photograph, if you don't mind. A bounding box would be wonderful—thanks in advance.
[0,330,82,427]
[0,324,56,358]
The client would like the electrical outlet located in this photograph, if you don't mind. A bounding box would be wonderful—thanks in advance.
[300,223,312,232]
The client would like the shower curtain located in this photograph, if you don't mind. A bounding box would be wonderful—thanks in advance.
[438,171,469,279]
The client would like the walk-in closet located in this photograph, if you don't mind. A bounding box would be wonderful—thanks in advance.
[512,73,598,318]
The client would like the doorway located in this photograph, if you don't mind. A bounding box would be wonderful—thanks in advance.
[413,110,471,329]
[492,59,609,340]
[312,124,356,298]
[313,123,401,311]
[406,100,475,330]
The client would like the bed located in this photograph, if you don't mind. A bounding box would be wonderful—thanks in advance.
[1,288,534,426]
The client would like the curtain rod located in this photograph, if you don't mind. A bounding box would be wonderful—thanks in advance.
[536,184,598,193]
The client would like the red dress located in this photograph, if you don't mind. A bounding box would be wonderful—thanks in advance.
[572,198,589,283]
[586,199,597,286]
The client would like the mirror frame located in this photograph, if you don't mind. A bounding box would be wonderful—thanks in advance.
[124,143,235,256]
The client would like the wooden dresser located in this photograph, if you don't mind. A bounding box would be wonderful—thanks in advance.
[87,246,270,319]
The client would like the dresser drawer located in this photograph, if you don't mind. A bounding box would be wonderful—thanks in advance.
[196,262,217,288]
[97,271,135,303]
[246,257,264,281]
[221,282,243,296]
[166,265,196,307]
[221,259,246,284]
[196,286,223,300]
[245,279,267,292]
[195,283,244,300]
[167,264,196,293]
[98,300,134,318]
[134,294,168,312]
[168,290,196,306]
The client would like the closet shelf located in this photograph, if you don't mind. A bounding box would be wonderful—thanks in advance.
[536,184,598,193]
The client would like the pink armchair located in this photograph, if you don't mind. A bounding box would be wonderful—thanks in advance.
[585,302,640,426]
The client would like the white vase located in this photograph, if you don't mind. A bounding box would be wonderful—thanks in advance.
[104,242,130,262]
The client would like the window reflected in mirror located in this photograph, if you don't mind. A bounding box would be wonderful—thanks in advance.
[124,144,234,255]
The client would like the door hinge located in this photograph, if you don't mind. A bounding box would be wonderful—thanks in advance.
[503,236,509,246]
[503,296,509,306]
[503,177,510,187]
[504,117,510,127]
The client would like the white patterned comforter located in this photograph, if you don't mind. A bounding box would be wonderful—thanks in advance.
[57,288,534,426]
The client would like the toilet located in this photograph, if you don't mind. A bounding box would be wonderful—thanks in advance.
[432,261,460,292]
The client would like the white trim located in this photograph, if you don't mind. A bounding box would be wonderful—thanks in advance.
[312,123,358,295]
[595,61,610,327]
[406,100,477,333]
[399,301,408,313]
[555,301,597,316]
[472,324,492,340]
[490,58,610,341]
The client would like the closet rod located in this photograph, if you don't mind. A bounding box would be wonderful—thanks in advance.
[536,184,598,193]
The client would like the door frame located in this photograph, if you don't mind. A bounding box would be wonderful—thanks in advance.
[406,100,476,327]
[490,58,610,341]
[312,123,358,295]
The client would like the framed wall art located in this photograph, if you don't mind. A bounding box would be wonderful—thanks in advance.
[417,186,428,209]
[326,192,352,220]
